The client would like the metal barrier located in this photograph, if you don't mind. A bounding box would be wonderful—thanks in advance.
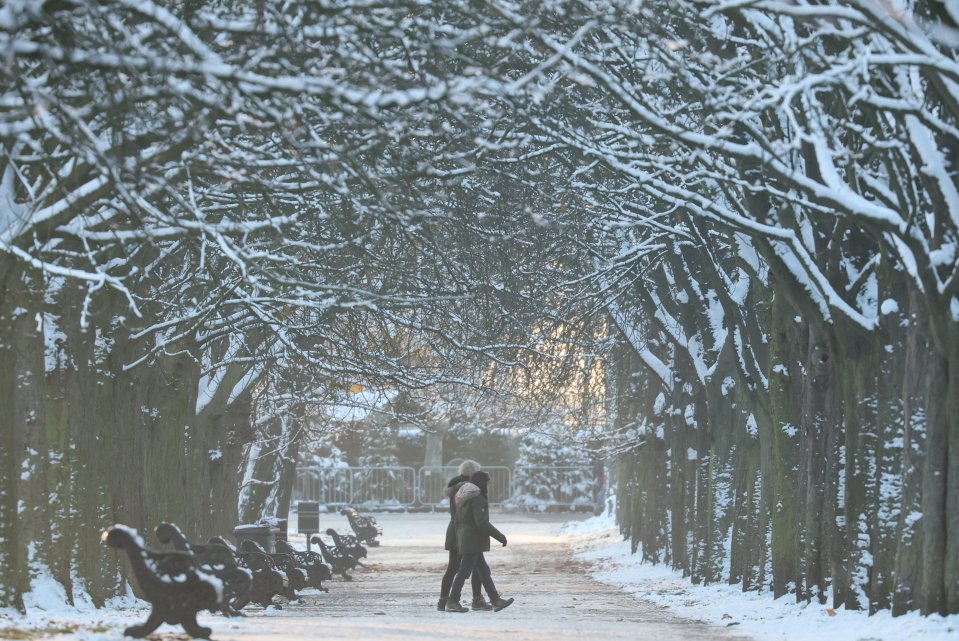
[417,466,512,506]
[349,466,416,507]
[416,466,458,506]
[296,466,352,506]
[293,465,593,510]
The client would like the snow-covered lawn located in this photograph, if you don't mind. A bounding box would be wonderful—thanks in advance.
[564,512,959,641]
[0,578,149,641]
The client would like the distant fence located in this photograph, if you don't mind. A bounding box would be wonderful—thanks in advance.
[294,466,417,508]
[417,466,513,505]
[351,466,416,507]
[294,465,595,509]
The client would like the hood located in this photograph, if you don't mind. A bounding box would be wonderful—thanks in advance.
[454,482,481,507]
[445,477,468,499]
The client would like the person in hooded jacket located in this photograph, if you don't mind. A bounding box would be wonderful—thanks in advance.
[437,460,490,611]
[445,470,514,613]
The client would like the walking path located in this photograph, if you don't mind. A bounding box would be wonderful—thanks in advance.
[4,512,751,640]
[202,511,749,641]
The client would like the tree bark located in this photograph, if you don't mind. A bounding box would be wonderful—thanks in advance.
[891,287,928,614]
[765,291,804,598]
[920,339,952,615]
[799,324,839,604]
[238,410,304,524]
[0,257,26,611]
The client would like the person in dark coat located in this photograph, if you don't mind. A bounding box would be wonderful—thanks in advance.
[437,460,489,611]
[445,471,514,613]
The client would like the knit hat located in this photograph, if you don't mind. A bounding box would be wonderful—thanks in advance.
[458,459,481,476]
[470,471,490,496]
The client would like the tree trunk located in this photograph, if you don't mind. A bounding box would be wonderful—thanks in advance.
[836,329,878,611]
[920,343,951,614]
[425,415,448,468]
[11,267,50,604]
[798,324,839,603]
[0,257,26,611]
[891,288,928,614]
[238,410,304,524]
[669,382,689,575]
[765,291,803,598]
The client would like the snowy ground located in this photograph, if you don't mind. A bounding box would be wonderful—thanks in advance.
[564,511,959,641]
[2,511,747,641]
[9,511,953,641]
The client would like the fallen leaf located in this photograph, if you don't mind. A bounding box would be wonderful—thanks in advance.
[826,608,837,617]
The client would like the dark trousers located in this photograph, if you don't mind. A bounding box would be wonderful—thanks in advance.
[449,552,498,602]
[441,550,482,599]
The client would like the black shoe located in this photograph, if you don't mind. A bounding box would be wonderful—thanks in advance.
[436,598,447,611]
[471,596,492,611]
[491,597,514,612]
[445,601,469,613]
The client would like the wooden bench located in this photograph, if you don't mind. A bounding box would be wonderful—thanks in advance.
[208,536,287,609]
[274,539,332,591]
[239,539,308,598]
[154,523,252,617]
[340,507,382,546]
[102,525,219,639]
[326,528,368,563]
[309,534,356,580]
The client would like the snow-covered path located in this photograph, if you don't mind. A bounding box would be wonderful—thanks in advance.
[207,512,747,641]
[4,512,750,641]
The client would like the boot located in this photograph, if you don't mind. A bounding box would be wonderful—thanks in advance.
[491,597,514,612]
[471,596,492,611]
[436,598,447,611]
[445,600,469,613]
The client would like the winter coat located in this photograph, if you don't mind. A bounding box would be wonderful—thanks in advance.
[453,482,506,554]
[443,475,469,551]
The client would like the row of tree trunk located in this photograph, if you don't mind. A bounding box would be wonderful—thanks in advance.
[0,261,258,610]
[610,279,959,616]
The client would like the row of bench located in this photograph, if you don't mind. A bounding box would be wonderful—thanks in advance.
[341,506,383,547]
[103,508,383,639]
